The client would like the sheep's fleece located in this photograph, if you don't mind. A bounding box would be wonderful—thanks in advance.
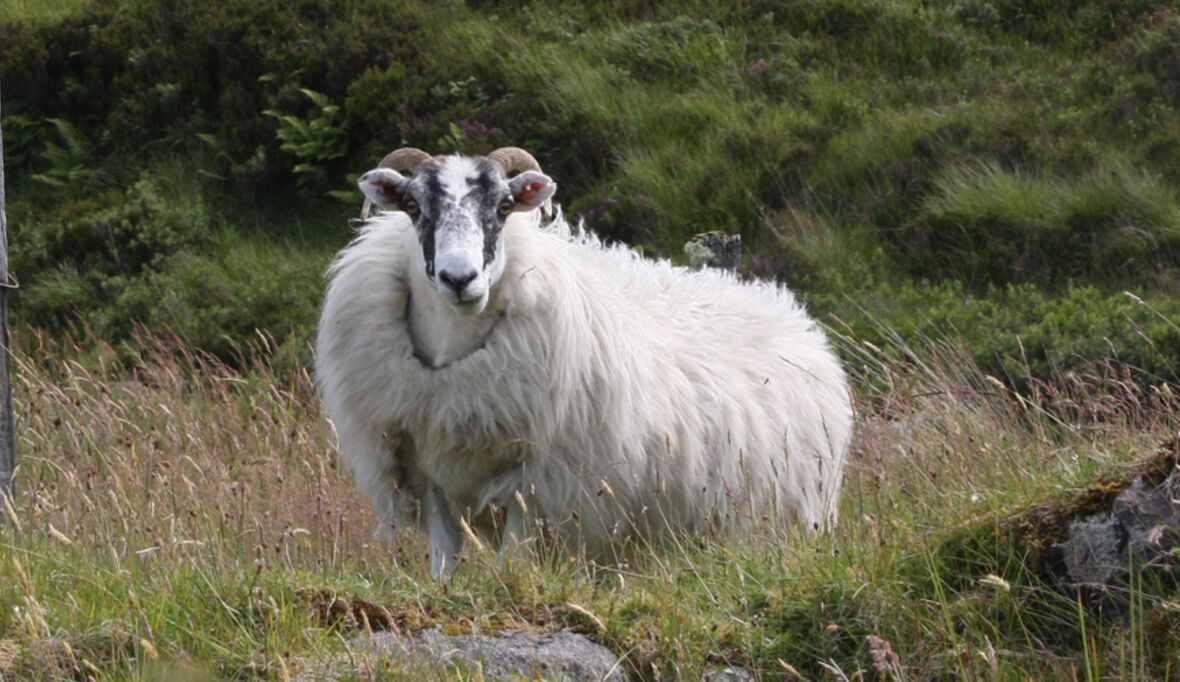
[316,208,852,559]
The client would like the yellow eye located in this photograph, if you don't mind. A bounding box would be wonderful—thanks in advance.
[402,198,419,216]
[498,198,515,216]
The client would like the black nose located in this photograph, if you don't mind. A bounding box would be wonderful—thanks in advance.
[438,269,477,292]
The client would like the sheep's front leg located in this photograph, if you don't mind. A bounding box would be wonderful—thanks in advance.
[336,423,413,545]
[424,484,462,578]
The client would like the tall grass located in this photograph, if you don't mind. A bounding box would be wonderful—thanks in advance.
[1,330,378,679]
[0,324,1175,679]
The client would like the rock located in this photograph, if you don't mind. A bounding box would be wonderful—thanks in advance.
[685,231,741,272]
[1057,516,1126,586]
[365,628,624,681]
[700,667,756,681]
[1048,463,1180,614]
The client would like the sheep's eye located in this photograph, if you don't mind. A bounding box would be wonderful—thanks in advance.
[497,198,515,216]
[401,198,419,216]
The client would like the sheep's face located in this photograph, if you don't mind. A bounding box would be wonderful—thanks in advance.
[359,156,555,315]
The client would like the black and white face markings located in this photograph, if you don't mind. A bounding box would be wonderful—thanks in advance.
[402,157,515,305]
[408,160,444,278]
[357,153,555,310]
[468,157,515,269]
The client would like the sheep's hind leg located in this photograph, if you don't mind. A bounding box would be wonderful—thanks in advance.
[476,467,533,560]
[500,489,533,560]
[424,485,462,578]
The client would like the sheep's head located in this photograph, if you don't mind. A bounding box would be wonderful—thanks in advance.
[358,147,556,315]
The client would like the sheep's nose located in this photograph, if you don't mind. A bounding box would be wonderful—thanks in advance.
[438,269,477,293]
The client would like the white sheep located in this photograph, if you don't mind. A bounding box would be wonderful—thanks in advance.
[315,147,852,576]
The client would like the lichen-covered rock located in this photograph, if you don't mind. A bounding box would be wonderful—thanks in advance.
[1046,452,1180,614]
[700,667,756,682]
[365,628,624,681]
[684,231,742,272]
[933,436,1179,623]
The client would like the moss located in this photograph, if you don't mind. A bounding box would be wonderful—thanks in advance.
[934,435,1179,578]
[1144,605,1180,673]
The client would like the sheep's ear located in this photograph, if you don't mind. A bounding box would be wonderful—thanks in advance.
[358,168,410,210]
[508,171,556,212]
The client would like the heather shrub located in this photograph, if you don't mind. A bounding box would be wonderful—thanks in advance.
[816,280,1180,385]
[908,161,1180,287]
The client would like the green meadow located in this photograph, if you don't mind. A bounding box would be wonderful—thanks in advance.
[1,0,1177,678]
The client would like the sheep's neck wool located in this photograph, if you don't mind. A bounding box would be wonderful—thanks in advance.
[405,289,503,369]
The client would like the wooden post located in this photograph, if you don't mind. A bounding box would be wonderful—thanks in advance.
[0,85,16,502]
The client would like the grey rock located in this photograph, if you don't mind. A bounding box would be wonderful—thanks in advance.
[700,667,755,682]
[1049,469,1180,613]
[685,231,742,272]
[1058,517,1127,586]
[1114,477,1180,554]
[365,628,624,681]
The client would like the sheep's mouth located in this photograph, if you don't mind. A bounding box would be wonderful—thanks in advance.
[441,286,491,315]
[449,296,485,313]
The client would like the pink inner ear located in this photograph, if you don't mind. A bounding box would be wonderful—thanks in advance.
[515,181,548,205]
[370,178,402,203]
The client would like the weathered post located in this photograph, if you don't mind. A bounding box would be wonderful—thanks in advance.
[0,85,16,503]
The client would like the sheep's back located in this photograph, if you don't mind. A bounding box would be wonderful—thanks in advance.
[513,227,851,539]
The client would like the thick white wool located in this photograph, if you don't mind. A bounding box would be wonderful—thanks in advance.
[315,210,852,557]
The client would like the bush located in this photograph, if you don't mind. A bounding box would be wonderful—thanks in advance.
[818,280,1180,385]
[0,0,429,184]
[13,162,215,338]
[19,232,327,365]
[906,161,1180,288]
[100,239,328,364]
[15,171,209,283]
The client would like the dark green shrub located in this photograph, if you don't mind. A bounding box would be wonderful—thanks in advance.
[18,231,327,363]
[1,0,429,183]
[818,280,1180,385]
[0,110,43,168]
[98,241,327,363]
[16,172,208,280]
[905,162,1180,288]
[13,168,212,335]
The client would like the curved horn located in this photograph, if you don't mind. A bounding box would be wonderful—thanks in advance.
[361,148,432,221]
[487,147,554,221]
[378,147,431,173]
[487,147,542,175]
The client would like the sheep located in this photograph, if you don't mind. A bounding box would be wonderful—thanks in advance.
[315,147,852,577]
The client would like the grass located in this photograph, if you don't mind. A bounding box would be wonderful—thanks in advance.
[0,326,1175,680]
[0,0,89,24]
[913,159,1180,287]
[2,1,1180,674]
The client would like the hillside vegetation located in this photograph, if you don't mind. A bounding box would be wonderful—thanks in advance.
[3,0,1180,380]
[1,0,1179,679]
